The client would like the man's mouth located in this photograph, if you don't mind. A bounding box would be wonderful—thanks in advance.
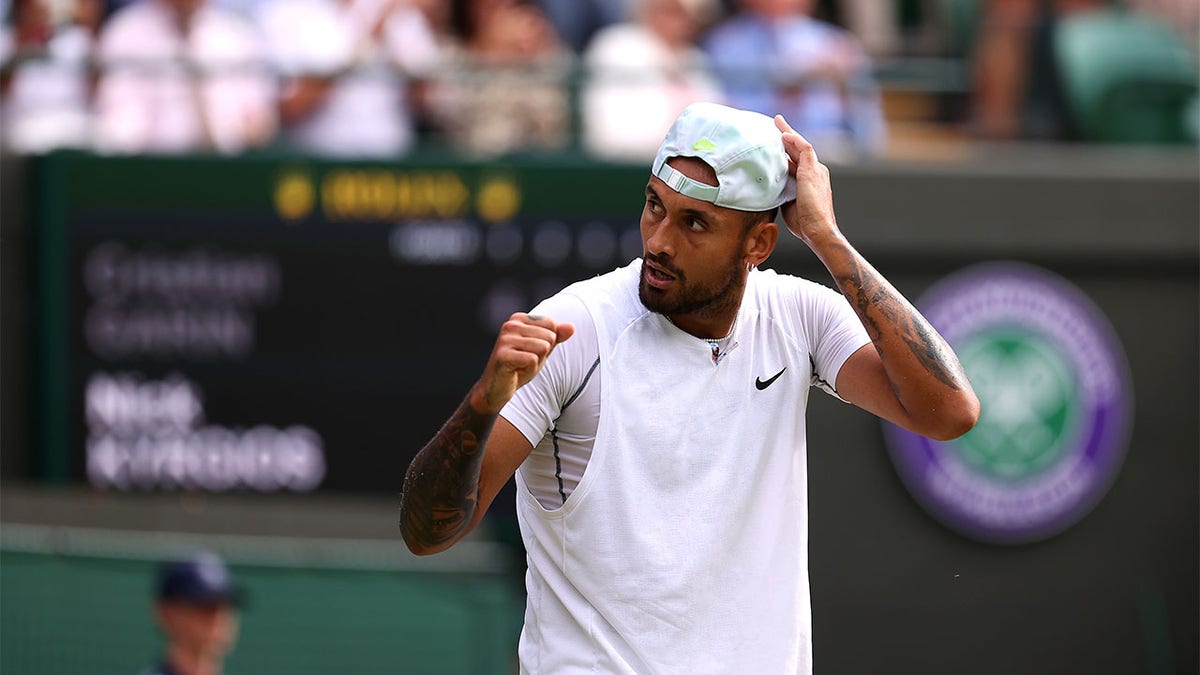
[643,260,677,289]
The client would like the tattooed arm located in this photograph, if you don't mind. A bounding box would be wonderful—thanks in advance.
[399,399,492,553]
[774,116,980,440]
[805,238,978,440]
[400,314,574,555]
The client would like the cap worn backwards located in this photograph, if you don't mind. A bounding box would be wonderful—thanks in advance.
[652,102,797,212]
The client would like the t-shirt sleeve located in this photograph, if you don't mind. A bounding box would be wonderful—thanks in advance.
[498,292,598,448]
[799,280,871,401]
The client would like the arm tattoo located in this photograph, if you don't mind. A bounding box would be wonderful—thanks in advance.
[837,255,966,391]
[399,398,496,550]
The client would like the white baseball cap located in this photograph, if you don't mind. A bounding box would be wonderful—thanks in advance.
[652,102,797,212]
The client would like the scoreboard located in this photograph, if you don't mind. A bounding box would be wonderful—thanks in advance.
[33,152,649,495]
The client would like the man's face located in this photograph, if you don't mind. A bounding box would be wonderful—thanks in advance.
[638,157,749,324]
[158,601,239,660]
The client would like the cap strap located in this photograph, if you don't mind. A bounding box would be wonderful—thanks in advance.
[655,162,719,204]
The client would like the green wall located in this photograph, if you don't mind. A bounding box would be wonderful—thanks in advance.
[1,546,522,675]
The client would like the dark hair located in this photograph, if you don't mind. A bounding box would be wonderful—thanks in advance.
[742,207,779,232]
[450,0,540,41]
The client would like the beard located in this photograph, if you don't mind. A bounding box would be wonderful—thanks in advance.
[638,250,745,320]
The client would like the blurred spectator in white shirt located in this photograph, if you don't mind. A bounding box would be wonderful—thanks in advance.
[704,0,887,160]
[93,0,276,154]
[255,0,439,158]
[581,0,722,162]
[2,0,100,153]
[425,0,572,156]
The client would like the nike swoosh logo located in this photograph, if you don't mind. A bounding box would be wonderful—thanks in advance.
[755,367,786,390]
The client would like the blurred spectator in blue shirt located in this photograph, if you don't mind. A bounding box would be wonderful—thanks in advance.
[704,0,886,160]
[255,0,439,157]
[537,0,628,52]
[582,0,723,161]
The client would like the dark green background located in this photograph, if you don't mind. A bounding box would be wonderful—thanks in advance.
[2,148,1196,674]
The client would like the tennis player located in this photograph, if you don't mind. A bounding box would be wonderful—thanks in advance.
[400,102,980,673]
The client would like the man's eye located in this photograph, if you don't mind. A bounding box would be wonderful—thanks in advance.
[689,219,706,232]
[647,200,663,214]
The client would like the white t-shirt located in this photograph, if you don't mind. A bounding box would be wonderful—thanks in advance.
[255,0,438,157]
[94,0,276,155]
[500,259,870,673]
[581,23,723,162]
[3,25,93,153]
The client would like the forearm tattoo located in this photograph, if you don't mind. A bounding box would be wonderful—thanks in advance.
[837,255,967,392]
[399,398,495,550]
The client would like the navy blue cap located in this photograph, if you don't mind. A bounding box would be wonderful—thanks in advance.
[156,551,242,607]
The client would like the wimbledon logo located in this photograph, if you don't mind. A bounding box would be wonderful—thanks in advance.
[884,262,1132,544]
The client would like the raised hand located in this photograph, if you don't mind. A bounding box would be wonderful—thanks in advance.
[471,313,575,415]
[773,115,841,248]
[401,312,574,554]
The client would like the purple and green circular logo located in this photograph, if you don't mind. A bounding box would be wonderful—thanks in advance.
[884,262,1133,544]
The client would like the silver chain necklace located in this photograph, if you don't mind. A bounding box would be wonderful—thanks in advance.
[669,310,740,366]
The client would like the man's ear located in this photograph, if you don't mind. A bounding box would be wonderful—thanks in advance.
[745,219,778,267]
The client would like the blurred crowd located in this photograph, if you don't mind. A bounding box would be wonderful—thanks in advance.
[0,0,1195,161]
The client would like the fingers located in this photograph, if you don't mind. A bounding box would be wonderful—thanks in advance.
[496,313,573,372]
[772,115,836,244]
[775,114,808,160]
[507,314,557,342]
[554,322,576,344]
[519,314,574,345]
[774,114,819,166]
[510,313,573,346]
[474,313,573,414]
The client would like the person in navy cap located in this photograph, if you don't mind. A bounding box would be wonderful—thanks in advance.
[141,550,243,675]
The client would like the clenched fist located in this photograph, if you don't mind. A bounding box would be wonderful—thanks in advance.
[470,313,575,415]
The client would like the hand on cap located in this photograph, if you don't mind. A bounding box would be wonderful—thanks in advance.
[471,313,574,415]
[774,115,840,248]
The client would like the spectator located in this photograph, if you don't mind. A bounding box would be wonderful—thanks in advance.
[2,0,100,153]
[142,551,243,675]
[537,0,628,52]
[968,0,1105,141]
[211,0,273,18]
[1129,0,1200,47]
[0,14,9,76]
[424,0,572,156]
[93,0,276,154]
[827,0,902,58]
[581,0,724,162]
[704,0,887,160]
[404,0,459,137]
[255,0,439,158]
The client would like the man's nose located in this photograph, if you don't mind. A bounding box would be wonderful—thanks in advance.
[644,220,676,258]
